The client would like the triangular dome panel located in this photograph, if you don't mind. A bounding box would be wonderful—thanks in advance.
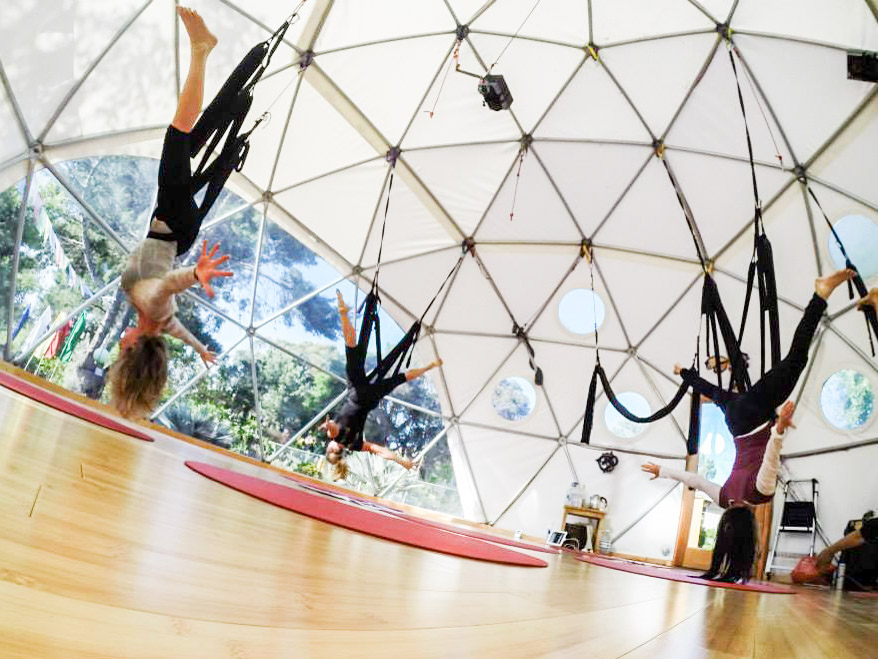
[475,148,582,242]
[534,58,652,143]
[432,253,519,335]
[318,35,454,146]
[732,0,878,50]
[526,254,628,351]
[433,332,518,415]
[359,174,459,268]
[270,79,380,193]
[600,33,720,138]
[314,0,455,52]
[809,95,878,210]
[274,159,388,264]
[664,43,794,167]
[459,342,562,437]
[475,245,584,327]
[535,142,653,237]
[470,0,589,46]
[733,35,875,164]
[0,0,146,143]
[48,0,177,142]
[459,424,557,523]
[593,155,712,260]
[597,250,702,347]
[591,0,715,45]
[663,149,794,256]
[404,142,520,236]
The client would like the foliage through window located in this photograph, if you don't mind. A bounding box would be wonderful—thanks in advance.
[492,376,536,421]
[820,369,874,430]
[0,156,460,515]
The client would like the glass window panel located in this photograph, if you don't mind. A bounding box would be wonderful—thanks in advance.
[179,205,262,323]
[820,369,875,430]
[253,218,347,325]
[604,391,650,438]
[492,376,537,421]
[558,288,605,335]
[53,157,157,250]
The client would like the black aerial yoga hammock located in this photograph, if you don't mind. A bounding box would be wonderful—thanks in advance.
[578,47,780,453]
[727,46,781,383]
[356,154,471,385]
[148,18,293,255]
[356,251,468,386]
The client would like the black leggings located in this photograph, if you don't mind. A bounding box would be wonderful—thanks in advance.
[687,293,827,436]
[345,345,406,401]
[148,42,265,256]
[150,126,200,255]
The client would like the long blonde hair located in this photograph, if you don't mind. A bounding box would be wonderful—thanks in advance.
[109,335,168,419]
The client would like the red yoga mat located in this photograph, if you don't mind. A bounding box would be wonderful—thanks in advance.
[288,477,561,555]
[0,370,153,442]
[576,553,794,594]
[187,461,547,568]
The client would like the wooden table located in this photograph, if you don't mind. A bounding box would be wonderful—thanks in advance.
[561,505,607,552]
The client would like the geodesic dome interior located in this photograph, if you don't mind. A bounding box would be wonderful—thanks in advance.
[2,0,877,554]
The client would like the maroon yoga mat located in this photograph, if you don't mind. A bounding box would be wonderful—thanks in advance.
[287,477,560,555]
[0,370,153,442]
[576,553,794,594]
[187,461,547,568]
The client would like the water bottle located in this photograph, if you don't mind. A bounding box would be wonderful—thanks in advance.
[834,562,846,591]
[566,482,582,507]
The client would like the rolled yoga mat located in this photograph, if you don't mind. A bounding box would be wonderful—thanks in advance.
[187,461,547,568]
[576,552,795,594]
[0,370,153,442]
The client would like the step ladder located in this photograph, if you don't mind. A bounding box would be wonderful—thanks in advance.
[766,478,820,579]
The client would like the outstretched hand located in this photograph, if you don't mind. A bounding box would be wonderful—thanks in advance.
[336,289,350,315]
[641,462,660,480]
[673,363,684,375]
[776,400,796,433]
[199,348,218,367]
[195,240,233,298]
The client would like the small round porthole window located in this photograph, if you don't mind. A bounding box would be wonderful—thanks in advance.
[605,391,650,438]
[492,376,537,421]
[820,369,874,430]
[827,215,878,279]
[558,288,605,335]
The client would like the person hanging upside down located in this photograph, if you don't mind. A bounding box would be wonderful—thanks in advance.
[321,291,442,481]
[640,269,853,581]
[110,8,232,419]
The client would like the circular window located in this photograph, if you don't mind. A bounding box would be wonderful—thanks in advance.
[604,391,651,438]
[558,289,605,335]
[492,376,537,421]
[820,369,875,430]
[827,215,878,279]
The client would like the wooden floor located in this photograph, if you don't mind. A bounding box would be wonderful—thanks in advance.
[0,384,874,659]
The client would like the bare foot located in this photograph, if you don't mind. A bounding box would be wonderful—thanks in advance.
[858,288,878,314]
[177,7,217,53]
[814,269,853,300]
